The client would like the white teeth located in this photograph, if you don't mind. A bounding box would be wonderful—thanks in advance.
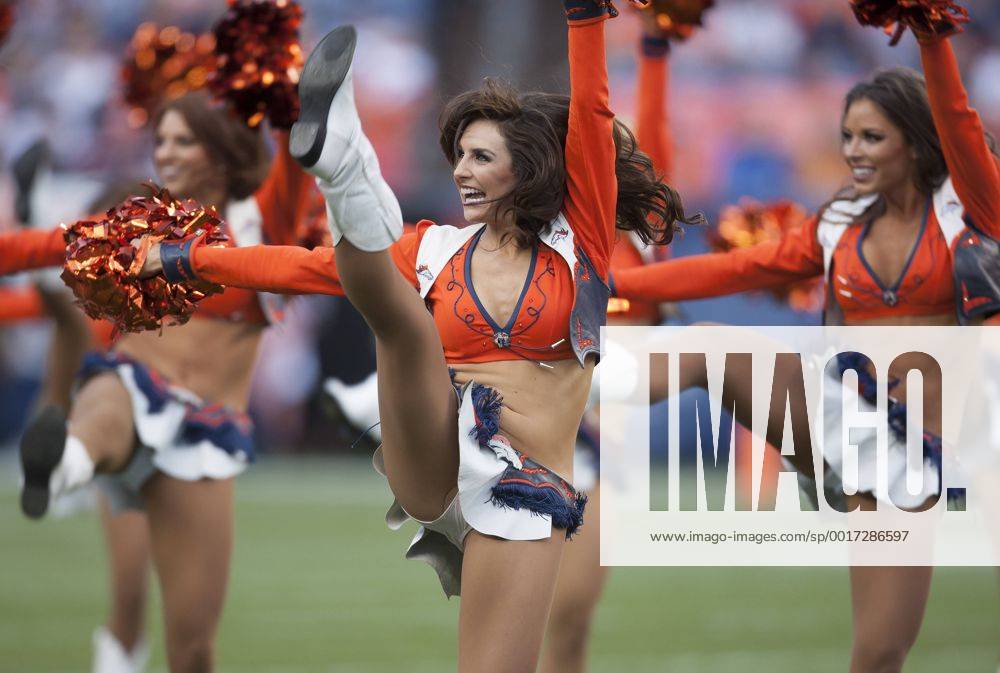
[852,167,874,179]
[459,187,486,205]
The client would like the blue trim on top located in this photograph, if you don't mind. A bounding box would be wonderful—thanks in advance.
[464,228,540,339]
[856,198,930,304]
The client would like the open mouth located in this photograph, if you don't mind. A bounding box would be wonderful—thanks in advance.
[460,187,487,205]
[851,167,875,181]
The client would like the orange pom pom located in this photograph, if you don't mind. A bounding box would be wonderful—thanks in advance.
[710,199,824,312]
[208,0,304,129]
[61,186,229,334]
[850,0,969,45]
[641,0,714,41]
[121,23,216,129]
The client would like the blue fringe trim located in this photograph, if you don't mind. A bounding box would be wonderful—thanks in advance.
[469,383,503,450]
[836,352,945,495]
[490,467,588,539]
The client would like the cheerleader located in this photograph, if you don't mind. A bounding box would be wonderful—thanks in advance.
[140,3,698,669]
[608,21,999,673]
[17,90,314,673]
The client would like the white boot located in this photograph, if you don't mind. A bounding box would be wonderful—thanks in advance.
[324,372,382,442]
[20,406,94,519]
[92,627,148,673]
[291,25,402,252]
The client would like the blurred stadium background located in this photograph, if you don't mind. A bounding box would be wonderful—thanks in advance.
[1,1,998,671]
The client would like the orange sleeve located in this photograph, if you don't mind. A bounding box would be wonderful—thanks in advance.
[613,215,824,301]
[920,38,1000,236]
[190,222,429,296]
[0,227,65,276]
[563,17,617,279]
[0,286,45,321]
[254,131,316,245]
[636,44,672,180]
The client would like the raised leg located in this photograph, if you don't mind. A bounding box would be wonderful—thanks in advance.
[539,486,608,673]
[335,242,459,521]
[458,530,566,673]
[143,474,233,673]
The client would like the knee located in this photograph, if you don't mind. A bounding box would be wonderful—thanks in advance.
[851,637,914,673]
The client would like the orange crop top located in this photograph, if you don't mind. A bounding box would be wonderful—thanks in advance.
[829,204,953,320]
[188,17,618,365]
[611,37,999,324]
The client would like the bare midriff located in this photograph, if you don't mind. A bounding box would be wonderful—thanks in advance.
[114,317,263,411]
[449,357,594,480]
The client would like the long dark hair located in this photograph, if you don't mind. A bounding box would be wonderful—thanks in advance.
[439,78,702,248]
[154,91,270,200]
[844,67,947,196]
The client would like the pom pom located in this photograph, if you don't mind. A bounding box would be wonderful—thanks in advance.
[61,185,229,334]
[850,0,969,46]
[641,0,715,41]
[121,23,217,129]
[709,199,824,313]
[208,0,304,129]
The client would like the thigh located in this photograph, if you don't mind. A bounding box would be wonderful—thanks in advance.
[99,494,152,600]
[375,338,460,522]
[458,530,566,673]
[549,486,608,612]
[69,372,137,472]
[142,474,234,651]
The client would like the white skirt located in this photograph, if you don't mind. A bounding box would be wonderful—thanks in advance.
[374,379,585,597]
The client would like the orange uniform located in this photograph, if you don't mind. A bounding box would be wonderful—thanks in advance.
[607,35,672,323]
[611,37,1000,324]
[190,18,618,365]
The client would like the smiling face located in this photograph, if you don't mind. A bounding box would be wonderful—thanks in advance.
[153,109,226,202]
[452,119,518,225]
[841,98,917,197]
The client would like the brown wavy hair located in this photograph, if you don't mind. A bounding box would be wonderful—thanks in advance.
[439,78,702,248]
[154,91,270,200]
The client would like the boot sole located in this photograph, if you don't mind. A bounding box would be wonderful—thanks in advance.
[290,25,358,168]
[19,406,67,519]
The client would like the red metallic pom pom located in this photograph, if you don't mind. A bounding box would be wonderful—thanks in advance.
[850,0,969,45]
[709,199,824,312]
[642,0,715,41]
[61,186,229,334]
[121,23,217,129]
[208,0,304,129]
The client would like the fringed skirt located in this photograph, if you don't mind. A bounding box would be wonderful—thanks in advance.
[373,379,586,597]
[78,351,254,512]
[816,352,944,510]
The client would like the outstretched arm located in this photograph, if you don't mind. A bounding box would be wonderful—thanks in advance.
[919,36,1000,236]
[0,227,65,276]
[612,216,824,301]
[148,227,424,295]
[563,1,619,279]
[636,34,672,180]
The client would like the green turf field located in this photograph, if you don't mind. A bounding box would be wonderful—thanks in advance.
[1,455,997,672]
